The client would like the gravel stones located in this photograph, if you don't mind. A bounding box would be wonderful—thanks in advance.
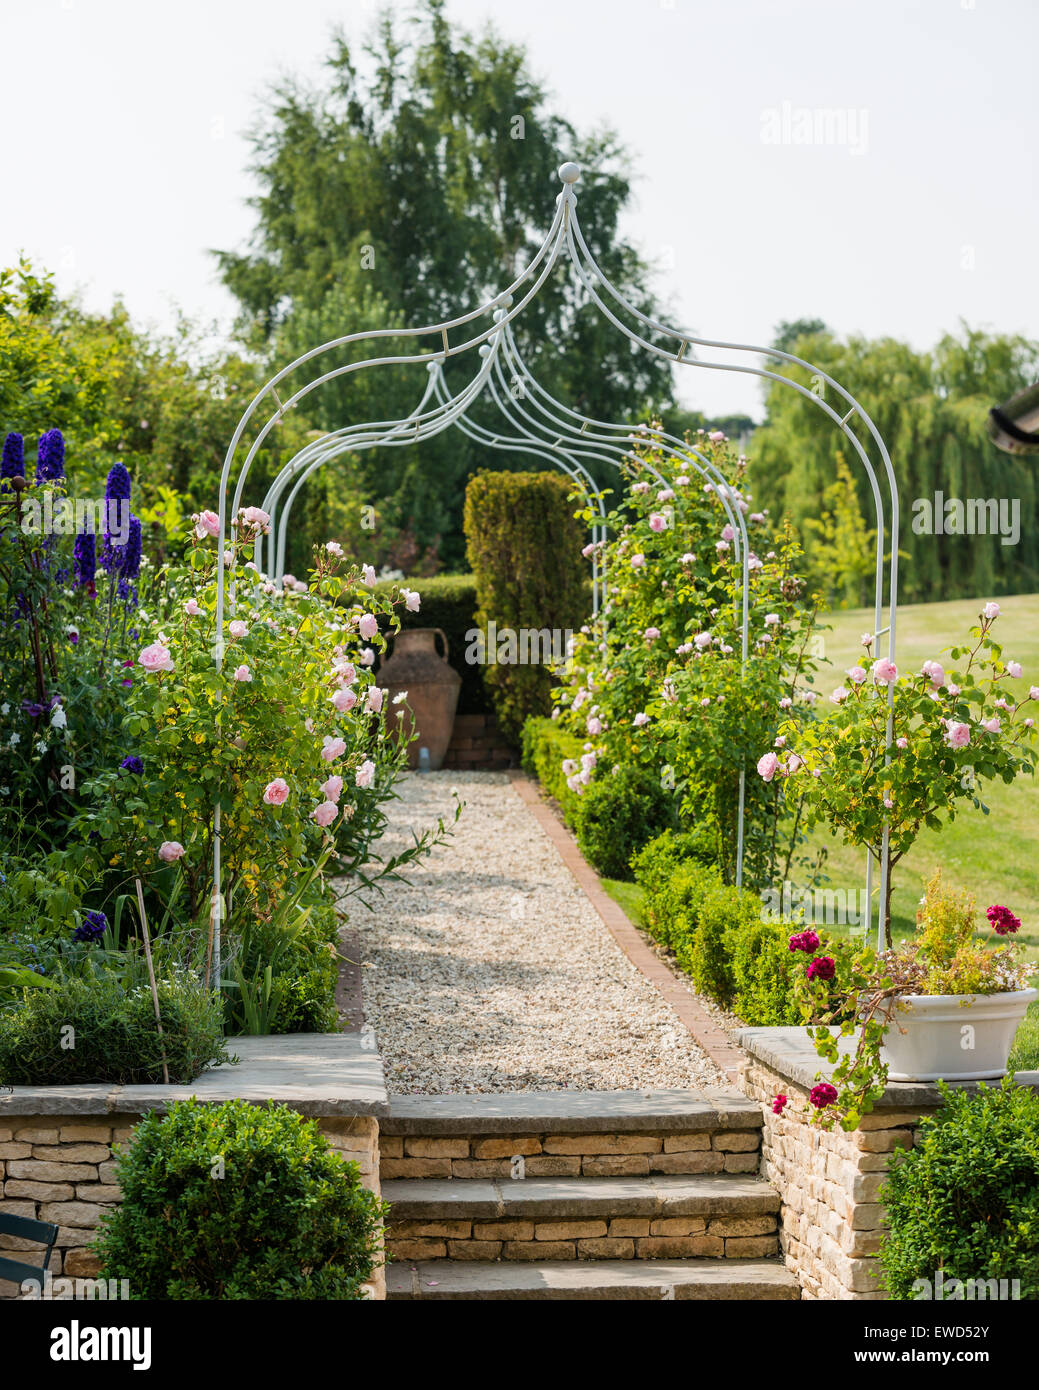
[353,772,724,1094]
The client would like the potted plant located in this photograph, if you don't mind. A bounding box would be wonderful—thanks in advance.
[778,873,1037,1130]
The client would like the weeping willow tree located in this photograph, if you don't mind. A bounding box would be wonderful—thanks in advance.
[750,324,1039,603]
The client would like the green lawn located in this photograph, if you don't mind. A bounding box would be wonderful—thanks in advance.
[807,594,1039,963]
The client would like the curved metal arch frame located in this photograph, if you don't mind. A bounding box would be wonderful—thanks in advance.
[212,163,900,982]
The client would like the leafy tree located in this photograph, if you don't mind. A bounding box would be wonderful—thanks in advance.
[801,453,877,608]
[214,1,674,566]
[749,323,1039,603]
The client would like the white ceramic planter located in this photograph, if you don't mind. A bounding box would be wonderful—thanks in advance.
[878,988,1037,1082]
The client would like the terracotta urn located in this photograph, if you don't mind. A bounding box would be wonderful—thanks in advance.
[376,627,461,770]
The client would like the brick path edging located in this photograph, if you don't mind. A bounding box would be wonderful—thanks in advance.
[508,771,744,1082]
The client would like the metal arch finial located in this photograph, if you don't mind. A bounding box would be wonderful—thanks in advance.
[558,161,581,185]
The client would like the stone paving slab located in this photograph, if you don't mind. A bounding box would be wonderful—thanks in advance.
[383,1173,779,1221]
[738,1026,1039,1107]
[0,1033,389,1117]
[383,1088,762,1135]
[387,1258,800,1300]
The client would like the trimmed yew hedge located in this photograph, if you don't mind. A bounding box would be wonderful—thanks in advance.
[464,470,588,744]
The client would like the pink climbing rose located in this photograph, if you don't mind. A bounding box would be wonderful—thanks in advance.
[312,800,338,828]
[321,737,347,762]
[332,687,357,714]
[757,752,780,782]
[946,721,971,749]
[263,778,289,806]
[366,686,385,713]
[139,642,174,674]
[355,759,376,789]
[358,613,379,640]
[872,658,898,684]
[320,775,343,803]
[194,510,220,539]
[158,840,185,863]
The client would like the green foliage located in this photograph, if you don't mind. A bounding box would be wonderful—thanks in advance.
[94,1099,386,1300]
[520,716,583,812]
[751,322,1039,603]
[801,454,877,608]
[0,971,229,1085]
[631,831,804,1026]
[376,572,488,714]
[573,765,676,881]
[464,470,587,743]
[879,1080,1039,1300]
[225,897,340,1036]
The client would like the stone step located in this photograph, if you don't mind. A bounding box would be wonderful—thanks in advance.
[387,1258,800,1301]
[380,1089,763,1180]
[384,1173,780,1261]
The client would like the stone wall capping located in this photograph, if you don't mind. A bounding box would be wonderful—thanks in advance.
[0,1033,389,1119]
[737,1026,1039,1106]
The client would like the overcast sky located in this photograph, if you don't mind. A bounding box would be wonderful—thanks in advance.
[2,0,1035,419]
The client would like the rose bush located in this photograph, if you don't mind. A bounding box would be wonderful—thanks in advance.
[552,434,824,888]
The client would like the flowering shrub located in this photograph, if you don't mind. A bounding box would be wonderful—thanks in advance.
[553,436,824,887]
[0,432,149,832]
[761,603,1038,943]
[68,511,451,943]
[791,872,1036,1130]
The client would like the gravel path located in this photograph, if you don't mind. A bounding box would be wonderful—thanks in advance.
[354,771,725,1094]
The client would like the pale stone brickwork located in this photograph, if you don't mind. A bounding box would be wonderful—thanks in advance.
[0,1113,383,1301]
[740,1056,919,1300]
[381,1127,777,1263]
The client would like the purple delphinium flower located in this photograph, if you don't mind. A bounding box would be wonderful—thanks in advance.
[104,462,131,504]
[73,530,97,588]
[121,515,142,579]
[120,755,144,774]
[34,429,66,483]
[100,530,126,573]
[1,432,25,490]
[72,910,107,944]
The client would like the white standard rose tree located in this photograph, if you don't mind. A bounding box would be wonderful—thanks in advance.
[73,511,456,931]
[760,602,1038,947]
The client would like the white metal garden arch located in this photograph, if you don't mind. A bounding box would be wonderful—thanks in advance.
[212,161,901,985]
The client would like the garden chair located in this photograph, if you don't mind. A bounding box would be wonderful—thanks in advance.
[0,1211,59,1292]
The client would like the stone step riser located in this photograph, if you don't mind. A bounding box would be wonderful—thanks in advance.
[386,1214,778,1262]
[380,1129,761,1181]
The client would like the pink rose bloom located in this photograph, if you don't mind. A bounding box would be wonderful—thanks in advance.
[184,598,200,616]
[233,665,252,682]
[830,686,850,705]
[983,601,1001,620]
[362,564,377,587]
[896,736,908,749]
[779,696,792,709]
[1007,661,1023,679]
[581,543,595,558]
[749,512,766,524]
[402,588,421,613]
[194,510,220,539]
[333,659,357,684]
[847,666,867,684]
[586,716,602,736]
[657,488,675,502]
[263,778,289,806]
[320,774,344,802]
[282,573,297,588]
[884,796,894,809]
[239,505,271,528]
[947,683,961,697]
[982,716,1001,734]
[305,718,314,733]
[694,631,712,650]
[786,754,803,773]
[757,751,780,782]
[158,841,185,863]
[649,514,667,533]
[721,524,735,542]
[355,759,376,789]
[715,540,730,553]
[681,552,696,564]
[872,658,898,684]
[312,800,338,827]
[358,613,379,640]
[644,627,660,642]
[1031,687,1039,701]
[1027,718,1035,729]
[708,429,727,442]
[223,549,235,567]
[366,686,385,713]
[321,737,347,762]
[861,632,873,647]
[630,553,646,569]
[631,481,650,494]
[946,721,971,749]
[229,620,248,639]
[359,648,375,667]
[140,641,174,674]
[921,659,945,687]
[332,687,357,713]
[633,712,649,727]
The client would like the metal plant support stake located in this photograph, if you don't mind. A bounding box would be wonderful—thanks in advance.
[212,161,900,984]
